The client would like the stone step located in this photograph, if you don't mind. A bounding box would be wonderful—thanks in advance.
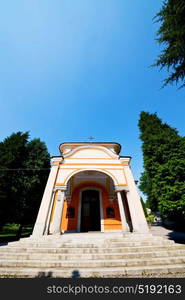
[0,264,185,278]
[17,236,164,244]
[0,233,184,278]
[17,233,154,241]
[1,249,185,260]
[0,244,183,254]
[12,235,171,243]
[0,256,185,268]
[7,240,174,248]
[9,233,169,240]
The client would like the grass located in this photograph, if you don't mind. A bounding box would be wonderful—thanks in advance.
[0,223,33,242]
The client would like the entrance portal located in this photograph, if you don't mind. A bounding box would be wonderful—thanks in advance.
[80,190,101,232]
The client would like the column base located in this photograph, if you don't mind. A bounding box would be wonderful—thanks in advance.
[49,230,62,235]
[53,232,62,235]
[32,222,46,237]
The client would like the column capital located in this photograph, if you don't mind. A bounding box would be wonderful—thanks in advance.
[51,157,63,167]
[53,185,67,192]
[115,185,129,193]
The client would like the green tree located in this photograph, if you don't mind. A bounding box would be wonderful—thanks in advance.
[0,132,29,227]
[0,132,50,230]
[138,112,185,228]
[21,138,50,225]
[153,0,185,87]
[140,197,148,218]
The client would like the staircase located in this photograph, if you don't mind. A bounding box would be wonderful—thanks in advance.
[0,232,185,277]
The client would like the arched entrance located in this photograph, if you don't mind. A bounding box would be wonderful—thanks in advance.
[80,189,101,232]
[60,171,123,233]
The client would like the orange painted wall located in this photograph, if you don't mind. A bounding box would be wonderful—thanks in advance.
[103,194,122,231]
[61,187,80,231]
[60,181,122,231]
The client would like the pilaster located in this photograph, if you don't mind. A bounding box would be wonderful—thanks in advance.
[32,159,61,237]
[49,187,66,235]
[123,166,149,233]
[115,188,130,232]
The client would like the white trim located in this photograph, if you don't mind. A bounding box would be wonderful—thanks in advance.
[77,187,104,232]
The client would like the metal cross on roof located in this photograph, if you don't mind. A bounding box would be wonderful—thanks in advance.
[88,136,95,142]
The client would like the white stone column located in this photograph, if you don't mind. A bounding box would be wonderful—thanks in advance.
[124,165,149,233]
[32,162,59,237]
[125,190,140,232]
[49,188,66,235]
[44,190,56,235]
[116,190,129,232]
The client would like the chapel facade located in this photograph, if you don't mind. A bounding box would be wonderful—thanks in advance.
[32,142,149,237]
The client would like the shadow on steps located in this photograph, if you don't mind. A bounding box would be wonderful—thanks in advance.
[36,270,81,278]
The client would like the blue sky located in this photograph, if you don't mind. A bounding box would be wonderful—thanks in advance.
[0,0,184,186]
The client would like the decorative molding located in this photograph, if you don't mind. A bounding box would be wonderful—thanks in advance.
[60,163,123,166]
[120,157,130,164]
[64,157,115,160]
[51,157,63,166]
[62,168,120,186]
[62,145,119,160]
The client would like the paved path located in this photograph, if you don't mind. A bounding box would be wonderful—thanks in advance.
[150,225,185,244]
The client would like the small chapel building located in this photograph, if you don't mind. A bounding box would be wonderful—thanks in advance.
[32,142,149,237]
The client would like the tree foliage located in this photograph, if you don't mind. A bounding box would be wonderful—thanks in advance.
[154,0,185,87]
[0,132,50,227]
[140,197,148,217]
[138,112,185,228]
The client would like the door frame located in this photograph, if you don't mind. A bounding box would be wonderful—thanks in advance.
[77,187,104,232]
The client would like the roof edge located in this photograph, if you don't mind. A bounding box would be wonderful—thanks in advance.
[59,142,121,154]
